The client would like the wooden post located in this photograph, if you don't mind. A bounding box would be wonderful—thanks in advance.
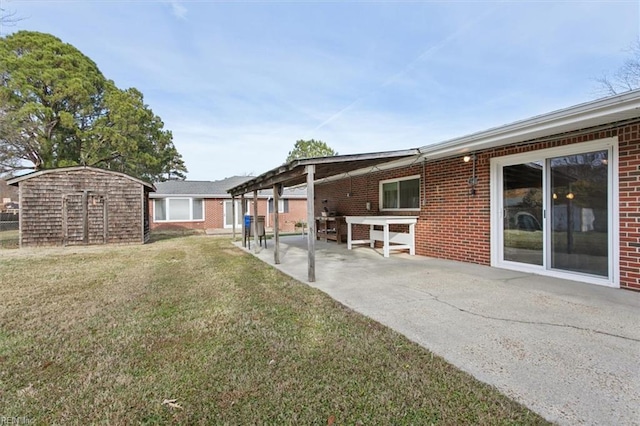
[62,195,68,246]
[273,184,280,264]
[103,195,108,244]
[231,195,236,241]
[253,190,259,253]
[241,194,246,248]
[82,190,89,245]
[306,165,316,282]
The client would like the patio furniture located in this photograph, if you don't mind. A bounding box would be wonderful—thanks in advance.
[315,216,346,243]
[345,216,418,257]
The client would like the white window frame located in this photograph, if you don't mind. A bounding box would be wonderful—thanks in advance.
[153,197,205,222]
[490,137,619,288]
[379,175,421,212]
[268,198,288,214]
[223,199,249,228]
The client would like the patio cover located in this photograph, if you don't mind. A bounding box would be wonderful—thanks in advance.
[227,148,421,282]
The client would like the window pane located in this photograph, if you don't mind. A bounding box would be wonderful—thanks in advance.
[169,199,190,221]
[382,182,398,209]
[503,162,543,266]
[550,151,608,277]
[224,201,233,226]
[154,199,166,221]
[399,179,420,208]
[193,199,204,220]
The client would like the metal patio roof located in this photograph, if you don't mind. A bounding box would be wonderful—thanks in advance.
[227,148,420,196]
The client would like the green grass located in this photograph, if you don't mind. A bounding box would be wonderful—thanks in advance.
[0,236,548,425]
[505,229,608,256]
[0,229,18,249]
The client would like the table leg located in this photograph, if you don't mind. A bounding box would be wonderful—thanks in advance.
[370,225,375,248]
[409,223,415,255]
[383,224,390,258]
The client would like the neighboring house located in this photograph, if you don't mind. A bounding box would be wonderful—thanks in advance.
[149,177,307,233]
[0,178,19,209]
[1,178,20,231]
[229,89,640,291]
[7,166,155,247]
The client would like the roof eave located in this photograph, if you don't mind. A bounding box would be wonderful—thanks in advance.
[6,166,156,191]
[419,89,640,160]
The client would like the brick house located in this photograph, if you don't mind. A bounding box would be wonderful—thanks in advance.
[150,177,307,233]
[7,166,154,247]
[229,90,640,290]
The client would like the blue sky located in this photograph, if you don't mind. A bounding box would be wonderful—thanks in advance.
[3,0,639,180]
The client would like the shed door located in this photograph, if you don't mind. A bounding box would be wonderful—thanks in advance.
[63,192,107,245]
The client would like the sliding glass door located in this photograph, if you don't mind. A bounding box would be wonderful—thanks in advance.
[493,139,616,286]
[503,162,544,266]
[550,151,609,277]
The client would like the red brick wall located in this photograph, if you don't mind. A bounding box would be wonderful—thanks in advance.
[315,165,423,242]
[268,198,307,233]
[618,125,640,291]
[316,121,640,291]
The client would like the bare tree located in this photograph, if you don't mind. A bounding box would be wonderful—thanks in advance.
[595,39,640,96]
[1,5,26,35]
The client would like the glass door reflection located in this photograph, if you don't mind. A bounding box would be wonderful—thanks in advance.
[503,162,544,265]
[550,151,609,277]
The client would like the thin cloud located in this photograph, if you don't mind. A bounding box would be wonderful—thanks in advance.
[169,1,187,20]
[307,3,499,136]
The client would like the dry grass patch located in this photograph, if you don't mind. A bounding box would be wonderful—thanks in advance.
[0,236,549,425]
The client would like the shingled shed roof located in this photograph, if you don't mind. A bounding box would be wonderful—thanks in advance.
[7,166,155,191]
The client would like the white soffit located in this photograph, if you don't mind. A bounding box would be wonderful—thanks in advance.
[316,91,640,185]
[418,90,640,160]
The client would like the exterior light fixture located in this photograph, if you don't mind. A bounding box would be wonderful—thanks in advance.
[566,193,575,200]
[464,154,477,195]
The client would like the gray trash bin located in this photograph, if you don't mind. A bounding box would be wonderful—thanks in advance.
[244,215,266,248]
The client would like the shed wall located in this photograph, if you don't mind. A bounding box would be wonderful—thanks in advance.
[18,169,148,246]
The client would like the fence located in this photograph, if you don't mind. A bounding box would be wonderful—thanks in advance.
[1,212,19,231]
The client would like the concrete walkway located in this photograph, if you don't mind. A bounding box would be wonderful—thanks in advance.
[237,236,640,425]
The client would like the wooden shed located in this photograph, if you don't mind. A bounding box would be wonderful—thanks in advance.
[7,166,155,247]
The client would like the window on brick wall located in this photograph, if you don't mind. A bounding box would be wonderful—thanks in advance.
[153,198,205,222]
[268,198,289,213]
[379,175,420,211]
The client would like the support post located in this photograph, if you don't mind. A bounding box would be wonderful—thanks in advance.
[241,194,246,248]
[82,190,89,244]
[306,165,316,282]
[273,184,280,264]
[253,190,259,253]
[231,195,236,241]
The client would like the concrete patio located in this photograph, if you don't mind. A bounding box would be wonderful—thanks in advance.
[235,235,640,425]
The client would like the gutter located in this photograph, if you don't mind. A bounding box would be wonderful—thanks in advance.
[418,89,640,159]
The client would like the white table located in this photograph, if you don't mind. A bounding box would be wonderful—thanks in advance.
[345,216,418,257]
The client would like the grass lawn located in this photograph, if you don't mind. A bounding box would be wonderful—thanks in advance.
[0,229,19,249]
[0,235,548,425]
